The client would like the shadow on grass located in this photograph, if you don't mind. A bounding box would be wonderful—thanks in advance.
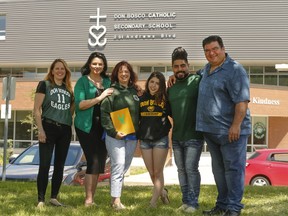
[0,182,287,216]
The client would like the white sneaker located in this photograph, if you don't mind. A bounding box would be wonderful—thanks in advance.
[184,206,197,213]
[177,204,189,211]
[50,198,65,207]
[37,201,45,208]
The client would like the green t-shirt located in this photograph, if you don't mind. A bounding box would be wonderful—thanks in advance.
[167,74,203,141]
[37,80,73,126]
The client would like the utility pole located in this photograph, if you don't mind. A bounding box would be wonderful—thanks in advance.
[2,75,16,181]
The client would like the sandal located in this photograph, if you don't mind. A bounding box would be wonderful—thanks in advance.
[112,202,126,210]
[160,188,170,204]
[84,202,96,207]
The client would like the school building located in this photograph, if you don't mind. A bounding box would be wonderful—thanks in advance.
[1,0,288,153]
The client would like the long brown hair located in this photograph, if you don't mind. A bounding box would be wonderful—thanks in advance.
[145,71,167,105]
[44,58,74,100]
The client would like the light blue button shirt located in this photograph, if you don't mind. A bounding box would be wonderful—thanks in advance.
[196,54,251,135]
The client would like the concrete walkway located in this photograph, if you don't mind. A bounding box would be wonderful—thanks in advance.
[124,153,215,186]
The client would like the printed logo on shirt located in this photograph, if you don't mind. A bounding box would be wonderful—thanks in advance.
[49,87,71,111]
[133,95,140,101]
[140,99,164,109]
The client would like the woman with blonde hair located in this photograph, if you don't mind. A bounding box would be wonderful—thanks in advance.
[34,58,74,208]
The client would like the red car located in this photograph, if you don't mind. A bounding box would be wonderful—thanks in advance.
[245,149,288,186]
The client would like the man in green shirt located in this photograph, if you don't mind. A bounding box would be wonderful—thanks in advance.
[167,47,204,213]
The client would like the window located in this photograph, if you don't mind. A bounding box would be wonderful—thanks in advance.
[264,75,277,85]
[250,75,263,84]
[154,66,165,72]
[272,153,288,163]
[279,75,288,86]
[36,68,48,79]
[0,68,11,77]
[12,68,24,78]
[15,111,31,141]
[264,66,277,73]
[139,66,152,79]
[0,15,6,40]
[250,66,263,74]
[244,66,249,75]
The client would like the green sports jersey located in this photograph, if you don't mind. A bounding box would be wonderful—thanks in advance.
[167,74,203,141]
[40,81,73,126]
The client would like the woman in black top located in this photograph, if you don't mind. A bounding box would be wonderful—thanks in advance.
[138,71,172,208]
[34,59,74,208]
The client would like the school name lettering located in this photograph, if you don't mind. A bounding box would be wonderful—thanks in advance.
[50,88,71,97]
[114,23,176,30]
[252,97,280,105]
[114,12,176,20]
[140,99,165,109]
[88,8,177,47]
[50,101,71,110]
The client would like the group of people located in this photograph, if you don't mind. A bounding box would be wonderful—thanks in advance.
[34,35,251,216]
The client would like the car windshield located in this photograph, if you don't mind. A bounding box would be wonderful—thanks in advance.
[12,145,81,166]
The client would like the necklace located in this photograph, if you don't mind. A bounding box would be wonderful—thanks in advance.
[88,75,103,88]
[88,75,102,83]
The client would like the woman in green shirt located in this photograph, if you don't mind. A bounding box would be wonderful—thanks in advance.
[74,52,113,207]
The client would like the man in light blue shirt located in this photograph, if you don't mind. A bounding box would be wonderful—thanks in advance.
[197,35,251,216]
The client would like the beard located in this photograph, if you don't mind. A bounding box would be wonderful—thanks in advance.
[175,71,189,80]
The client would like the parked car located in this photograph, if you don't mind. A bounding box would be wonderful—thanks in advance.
[245,149,288,186]
[0,142,110,185]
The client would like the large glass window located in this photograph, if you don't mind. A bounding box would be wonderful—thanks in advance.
[36,68,48,79]
[23,67,36,79]
[71,67,81,80]
[15,111,32,148]
[279,75,288,86]
[0,15,6,40]
[250,66,263,74]
[154,66,165,72]
[0,68,11,78]
[264,66,277,73]
[250,66,264,84]
[15,111,31,140]
[12,68,24,78]
[139,66,152,80]
[244,66,249,75]
[264,75,277,85]
[0,110,14,148]
[250,75,263,84]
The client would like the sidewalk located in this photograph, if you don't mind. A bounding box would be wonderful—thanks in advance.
[124,153,215,186]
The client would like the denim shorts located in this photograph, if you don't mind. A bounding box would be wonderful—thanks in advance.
[140,136,169,149]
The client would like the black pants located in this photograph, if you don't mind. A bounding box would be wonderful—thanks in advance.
[75,125,107,174]
[37,120,71,202]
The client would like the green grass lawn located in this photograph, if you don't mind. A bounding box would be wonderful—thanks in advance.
[0,181,287,216]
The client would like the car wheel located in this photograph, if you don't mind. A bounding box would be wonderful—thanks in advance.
[251,176,270,186]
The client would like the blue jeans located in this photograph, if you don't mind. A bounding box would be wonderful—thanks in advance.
[172,139,204,208]
[105,135,137,198]
[204,133,248,212]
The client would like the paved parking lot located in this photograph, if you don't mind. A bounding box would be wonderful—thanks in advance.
[124,153,215,186]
